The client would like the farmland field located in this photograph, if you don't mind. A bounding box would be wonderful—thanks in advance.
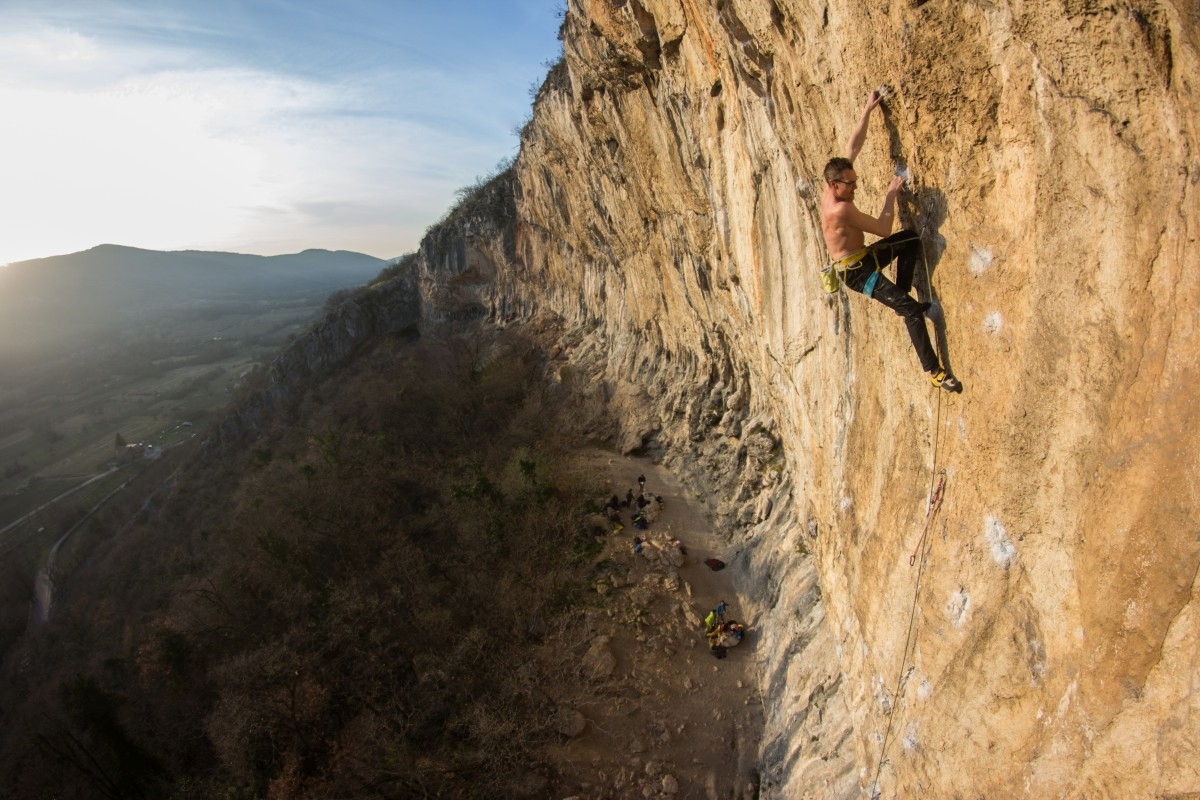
[0,296,328,533]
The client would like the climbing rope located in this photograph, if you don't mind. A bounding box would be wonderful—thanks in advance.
[857,81,957,796]
[866,209,951,794]
[868,469,947,797]
[917,233,945,487]
[870,232,949,794]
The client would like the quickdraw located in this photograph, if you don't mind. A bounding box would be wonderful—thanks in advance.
[909,469,946,566]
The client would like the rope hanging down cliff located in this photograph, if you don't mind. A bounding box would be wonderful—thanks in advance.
[870,235,949,793]
[869,469,947,798]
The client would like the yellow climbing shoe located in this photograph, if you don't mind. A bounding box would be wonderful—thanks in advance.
[930,370,963,393]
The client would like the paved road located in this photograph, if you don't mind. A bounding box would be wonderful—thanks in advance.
[0,467,121,542]
[29,476,132,627]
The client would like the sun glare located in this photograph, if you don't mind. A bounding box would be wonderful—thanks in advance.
[0,74,280,265]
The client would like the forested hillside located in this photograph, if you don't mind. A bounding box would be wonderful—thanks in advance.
[0,325,617,798]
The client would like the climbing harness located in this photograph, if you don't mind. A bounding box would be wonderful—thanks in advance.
[820,246,868,294]
[832,247,869,271]
[823,225,926,300]
[820,245,896,297]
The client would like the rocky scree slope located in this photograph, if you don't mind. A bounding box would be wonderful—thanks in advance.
[419,1,1200,798]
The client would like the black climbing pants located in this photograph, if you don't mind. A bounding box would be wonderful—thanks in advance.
[842,229,941,374]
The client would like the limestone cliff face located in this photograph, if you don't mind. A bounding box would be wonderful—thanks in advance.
[421,1,1199,797]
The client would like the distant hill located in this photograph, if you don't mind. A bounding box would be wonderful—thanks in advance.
[0,244,390,360]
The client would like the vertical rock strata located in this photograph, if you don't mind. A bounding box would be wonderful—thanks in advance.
[424,1,1199,797]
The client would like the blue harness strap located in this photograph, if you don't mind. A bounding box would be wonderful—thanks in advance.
[862,267,881,298]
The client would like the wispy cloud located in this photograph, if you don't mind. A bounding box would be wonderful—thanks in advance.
[0,1,562,265]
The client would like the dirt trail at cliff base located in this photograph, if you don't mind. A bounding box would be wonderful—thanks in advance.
[537,451,763,799]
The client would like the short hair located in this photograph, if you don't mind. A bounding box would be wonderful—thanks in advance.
[824,157,854,183]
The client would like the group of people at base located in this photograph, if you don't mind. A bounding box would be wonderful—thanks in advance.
[603,479,747,658]
[603,473,664,537]
[704,600,745,659]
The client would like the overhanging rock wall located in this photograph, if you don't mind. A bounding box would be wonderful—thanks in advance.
[428,1,1200,796]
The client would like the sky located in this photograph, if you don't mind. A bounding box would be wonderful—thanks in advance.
[0,0,565,266]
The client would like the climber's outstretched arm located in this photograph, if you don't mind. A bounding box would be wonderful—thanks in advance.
[846,89,883,162]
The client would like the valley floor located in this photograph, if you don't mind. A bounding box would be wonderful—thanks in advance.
[539,451,763,799]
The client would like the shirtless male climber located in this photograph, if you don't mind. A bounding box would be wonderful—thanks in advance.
[820,89,963,393]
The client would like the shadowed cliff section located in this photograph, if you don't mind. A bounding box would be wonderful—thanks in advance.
[414,1,1199,797]
[207,259,422,453]
[418,169,521,326]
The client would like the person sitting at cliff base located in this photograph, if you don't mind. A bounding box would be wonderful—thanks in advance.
[820,89,963,393]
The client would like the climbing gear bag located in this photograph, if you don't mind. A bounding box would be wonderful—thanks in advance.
[820,266,840,293]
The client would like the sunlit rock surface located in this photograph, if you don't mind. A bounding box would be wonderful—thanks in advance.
[418,1,1198,796]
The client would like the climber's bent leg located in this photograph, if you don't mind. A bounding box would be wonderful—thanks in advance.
[867,229,923,294]
[867,273,941,374]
